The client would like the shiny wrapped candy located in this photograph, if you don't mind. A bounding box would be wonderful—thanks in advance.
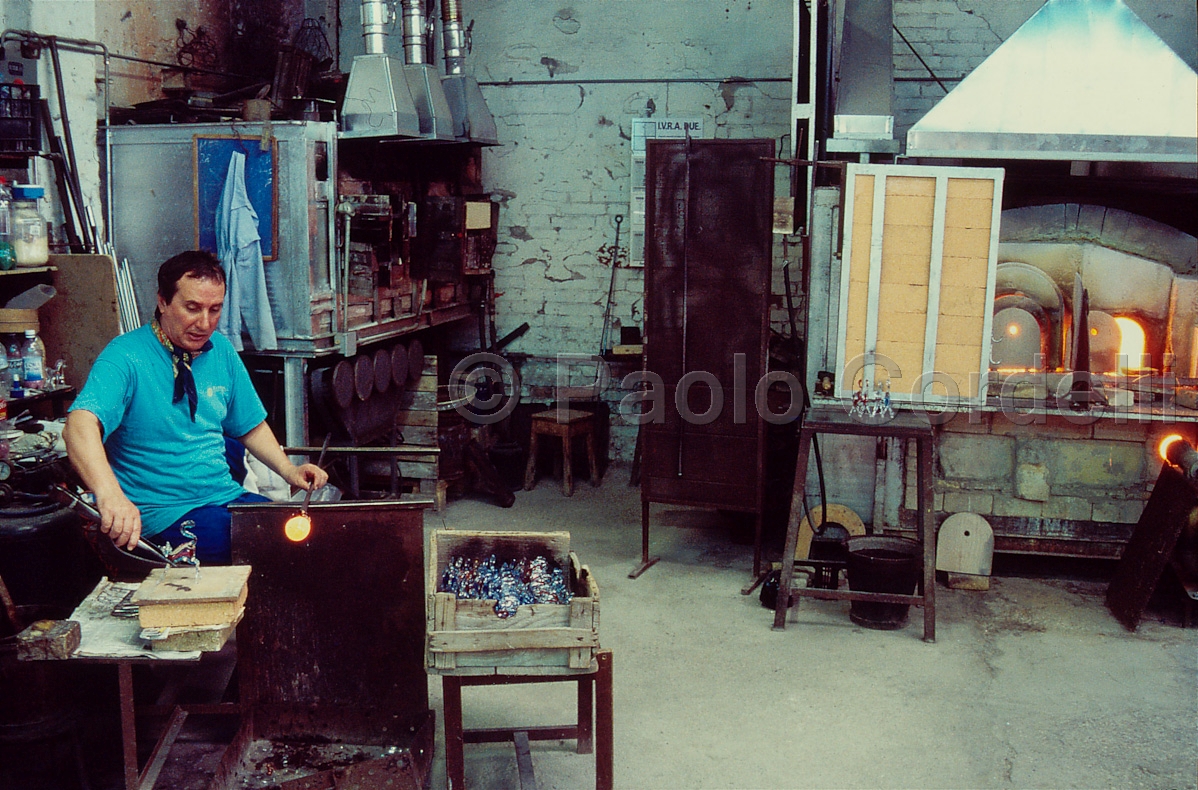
[440,554,574,618]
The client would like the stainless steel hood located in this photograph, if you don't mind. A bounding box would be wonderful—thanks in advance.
[440,0,498,144]
[906,0,1198,163]
[340,0,454,140]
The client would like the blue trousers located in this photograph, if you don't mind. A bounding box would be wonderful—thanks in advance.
[152,491,269,565]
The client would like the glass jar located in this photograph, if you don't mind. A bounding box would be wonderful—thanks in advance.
[11,185,49,268]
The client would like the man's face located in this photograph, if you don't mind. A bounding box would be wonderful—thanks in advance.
[157,274,225,353]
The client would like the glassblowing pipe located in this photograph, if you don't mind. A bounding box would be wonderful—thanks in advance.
[441,0,467,75]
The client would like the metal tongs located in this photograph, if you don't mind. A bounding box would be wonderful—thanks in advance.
[52,484,176,567]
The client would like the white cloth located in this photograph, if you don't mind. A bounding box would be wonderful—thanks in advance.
[216,151,277,351]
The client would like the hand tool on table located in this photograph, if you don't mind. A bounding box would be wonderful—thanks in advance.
[51,484,174,566]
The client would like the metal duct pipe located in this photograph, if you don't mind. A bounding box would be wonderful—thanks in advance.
[360,0,391,55]
[441,0,467,76]
[401,0,429,65]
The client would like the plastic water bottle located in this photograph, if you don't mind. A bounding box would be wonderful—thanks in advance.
[21,329,45,390]
[0,178,13,271]
[0,350,10,397]
[7,341,23,395]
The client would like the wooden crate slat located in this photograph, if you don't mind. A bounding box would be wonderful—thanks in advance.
[428,627,599,653]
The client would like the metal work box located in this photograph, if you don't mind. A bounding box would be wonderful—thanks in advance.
[109,121,337,351]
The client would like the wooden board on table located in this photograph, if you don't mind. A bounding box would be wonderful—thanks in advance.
[132,565,251,628]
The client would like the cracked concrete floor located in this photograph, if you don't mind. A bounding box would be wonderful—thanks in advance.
[69,463,1198,789]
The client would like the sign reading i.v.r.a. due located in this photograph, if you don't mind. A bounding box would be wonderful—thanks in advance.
[631,117,705,153]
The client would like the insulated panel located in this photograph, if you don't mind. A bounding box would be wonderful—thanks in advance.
[836,164,1004,406]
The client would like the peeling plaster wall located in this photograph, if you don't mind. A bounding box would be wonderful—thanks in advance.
[469,1,792,355]
[462,2,793,459]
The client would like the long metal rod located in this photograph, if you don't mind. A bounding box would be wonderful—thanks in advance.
[47,38,94,252]
[479,77,790,87]
[677,135,693,478]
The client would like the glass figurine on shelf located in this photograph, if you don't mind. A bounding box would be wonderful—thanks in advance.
[850,377,894,422]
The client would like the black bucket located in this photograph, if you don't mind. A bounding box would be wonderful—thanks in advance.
[846,535,921,630]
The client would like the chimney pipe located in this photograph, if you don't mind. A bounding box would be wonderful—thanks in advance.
[360,0,391,55]
[441,0,467,76]
[401,0,429,65]
[437,0,498,143]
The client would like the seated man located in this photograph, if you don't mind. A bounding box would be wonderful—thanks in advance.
[63,250,327,564]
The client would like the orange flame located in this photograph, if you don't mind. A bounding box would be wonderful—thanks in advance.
[1159,434,1185,462]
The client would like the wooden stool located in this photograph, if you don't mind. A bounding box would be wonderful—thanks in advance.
[524,409,600,496]
[441,650,613,790]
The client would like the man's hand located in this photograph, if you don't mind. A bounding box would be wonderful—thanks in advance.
[286,463,329,495]
[96,489,143,550]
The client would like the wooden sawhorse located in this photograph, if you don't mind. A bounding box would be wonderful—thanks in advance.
[772,408,938,641]
[441,649,613,790]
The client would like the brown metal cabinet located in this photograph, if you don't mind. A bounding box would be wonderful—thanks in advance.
[635,138,774,577]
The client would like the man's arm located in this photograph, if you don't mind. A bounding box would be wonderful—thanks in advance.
[238,421,329,493]
[62,409,143,549]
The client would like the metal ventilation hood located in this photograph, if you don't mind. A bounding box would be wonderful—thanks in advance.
[440,0,498,144]
[906,0,1198,162]
[341,0,454,140]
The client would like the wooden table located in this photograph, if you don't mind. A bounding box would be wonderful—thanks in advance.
[441,650,613,790]
[772,408,938,641]
[20,578,237,790]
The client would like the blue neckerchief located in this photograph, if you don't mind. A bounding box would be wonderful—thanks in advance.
[151,320,212,421]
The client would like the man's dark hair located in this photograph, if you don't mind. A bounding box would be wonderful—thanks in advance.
[155,251,226,319]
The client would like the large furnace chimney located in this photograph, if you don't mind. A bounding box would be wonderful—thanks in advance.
[399,0,455,140]
[341,0,454,140]
[341,0,421,138]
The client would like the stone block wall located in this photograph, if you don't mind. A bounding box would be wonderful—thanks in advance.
[903,411,1185,536]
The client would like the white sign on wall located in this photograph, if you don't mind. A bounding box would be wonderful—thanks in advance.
[631,117,705,153]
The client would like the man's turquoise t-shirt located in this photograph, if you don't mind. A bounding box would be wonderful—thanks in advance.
[69,324,268,538]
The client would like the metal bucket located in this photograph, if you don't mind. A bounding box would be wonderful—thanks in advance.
[846,535,921,630]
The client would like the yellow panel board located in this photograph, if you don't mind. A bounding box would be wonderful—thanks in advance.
[944,197,994,229]
[943,226,993,259]
[881,224,933,264]
[880,254,933,285]
[946,177,995,200]
[936,313,985,341]
[874,341,925,393]
[939,284,988,316]
[853,175,875,226]
[840,165,1001,405]
[875,310,929,338]
[885,176,937,197]
[849,239,873,282]
[940,256,990,286]
[879,281,929,309]
[881,194,936,226]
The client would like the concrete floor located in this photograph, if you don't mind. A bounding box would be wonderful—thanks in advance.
[58,462,1198,789]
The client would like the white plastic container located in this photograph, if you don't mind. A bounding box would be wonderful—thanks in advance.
[11,185,49,267]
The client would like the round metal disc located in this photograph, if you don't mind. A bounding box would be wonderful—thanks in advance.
[391,343,409,388]
[407,338,425,384]
[372,348,392,394]
[330,360,355,409]
[353,354,374,401]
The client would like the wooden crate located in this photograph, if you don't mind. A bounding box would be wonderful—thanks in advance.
[426,530,600,676]
[396,355,439,481]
